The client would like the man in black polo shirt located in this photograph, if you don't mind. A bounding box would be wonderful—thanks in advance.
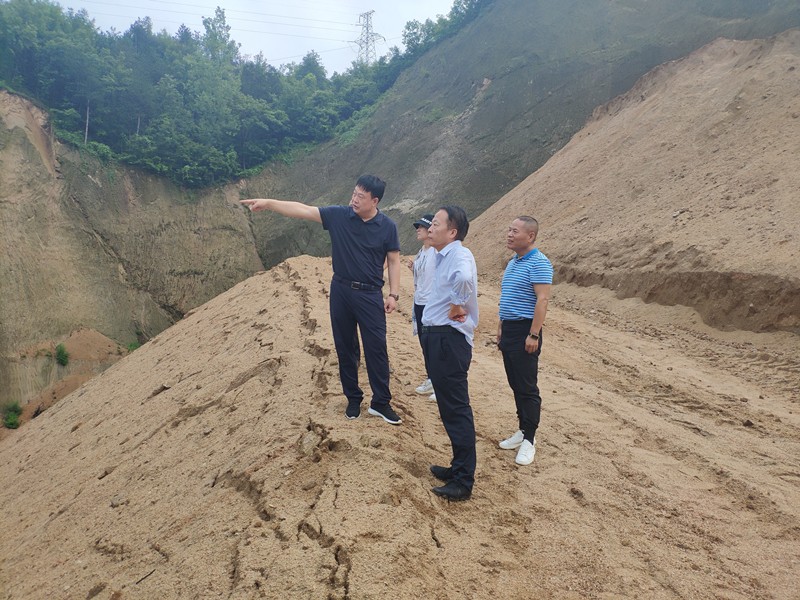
[240,175,402,425]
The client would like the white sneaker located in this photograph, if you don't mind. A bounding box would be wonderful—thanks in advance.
[415,379,433,395]
[429,392,437,401]
[499,430,524,450]
[515,439,536,465]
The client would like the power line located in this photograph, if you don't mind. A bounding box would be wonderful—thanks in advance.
[61,1,429,71]
[86,10,356,37]
[66,0,357,26]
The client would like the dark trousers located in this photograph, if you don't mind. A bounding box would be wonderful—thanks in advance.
[329,278,391,408]
[499,319,542,443]
[421,327,476,490]
[413,303,429,376]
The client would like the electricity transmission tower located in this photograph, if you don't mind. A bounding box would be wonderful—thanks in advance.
[354,11,384,65]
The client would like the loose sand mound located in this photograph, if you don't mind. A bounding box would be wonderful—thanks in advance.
[0,256,797,599]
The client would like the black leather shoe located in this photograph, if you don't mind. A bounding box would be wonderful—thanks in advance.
[429,465,453,482]
[432,480,471,501]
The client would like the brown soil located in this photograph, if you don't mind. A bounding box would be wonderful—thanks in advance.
[0,329,127,440]
[1,32,799,600]
[0,256,796,599]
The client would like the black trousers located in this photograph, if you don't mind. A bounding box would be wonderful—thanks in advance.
[421,327,476,490]
[329,277,391,408]
[413,303,429,376]
[499,319,542,443]
[413,303,425,349]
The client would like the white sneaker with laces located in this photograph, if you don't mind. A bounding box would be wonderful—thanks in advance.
[415,379,433,395]
[515,439,536,465]
[499,430,524,450]
[429,392,437,401]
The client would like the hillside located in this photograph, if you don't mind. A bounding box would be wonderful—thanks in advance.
[244,0,800,266]
[0,91,264,406]
[1,31,798,599]
[469,30,800,334]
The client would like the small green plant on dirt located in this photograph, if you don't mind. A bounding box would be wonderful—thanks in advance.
[127,342,141,353]
[55,343,69,366]
[2,401,22,429]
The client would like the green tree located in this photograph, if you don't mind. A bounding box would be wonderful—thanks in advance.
[1,0,497,187]
[201,7,239,65]
[294,51,328,87]
[241,53,283,101]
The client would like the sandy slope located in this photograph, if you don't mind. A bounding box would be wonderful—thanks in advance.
[0,256,797,599]
[469,30,800,334]
[2,30,800,600]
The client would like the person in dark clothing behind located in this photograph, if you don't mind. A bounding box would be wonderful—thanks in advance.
[240,175,403,425]
[421,206,479,501]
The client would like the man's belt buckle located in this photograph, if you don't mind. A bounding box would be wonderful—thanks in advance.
[350,281,362,289]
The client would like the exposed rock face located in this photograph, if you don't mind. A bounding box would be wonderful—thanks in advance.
[0,91,264,405]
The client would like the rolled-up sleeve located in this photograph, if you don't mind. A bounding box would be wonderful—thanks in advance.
[448,255,476,306]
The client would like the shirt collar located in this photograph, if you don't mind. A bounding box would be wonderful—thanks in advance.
[349,206,382,223]
[436,240,463,257]
[514,247,539,261]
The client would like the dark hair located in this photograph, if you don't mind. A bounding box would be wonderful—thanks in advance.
[356,174,386,201]
[439,205,469,241]
[515,215,539,234]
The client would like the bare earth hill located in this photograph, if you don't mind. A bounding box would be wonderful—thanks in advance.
[1,32,799,600]
[244,0,800,267]
[469,30,800,334]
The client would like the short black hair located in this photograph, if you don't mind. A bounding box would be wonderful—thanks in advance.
[439,205,469,241]
[515,215,539,234]
[356,174,386,201]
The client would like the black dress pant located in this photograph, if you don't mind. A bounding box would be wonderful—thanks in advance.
[329,277,391,408]
[499,319,542,443]
[413,303,425,350]
[422,326,476,491]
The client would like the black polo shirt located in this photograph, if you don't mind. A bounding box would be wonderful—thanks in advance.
[319,205,400,288]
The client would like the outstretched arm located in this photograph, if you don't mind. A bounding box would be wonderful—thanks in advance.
[240,198,322,223]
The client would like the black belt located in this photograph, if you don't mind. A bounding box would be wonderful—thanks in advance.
[421,325,458,334]
[333,274,381,291]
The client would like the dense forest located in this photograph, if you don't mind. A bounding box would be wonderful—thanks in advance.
[0,0,491,186]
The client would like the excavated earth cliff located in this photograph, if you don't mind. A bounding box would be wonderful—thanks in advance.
[0,91,264,406]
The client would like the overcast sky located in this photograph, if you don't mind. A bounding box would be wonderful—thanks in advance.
[58,0,457,74]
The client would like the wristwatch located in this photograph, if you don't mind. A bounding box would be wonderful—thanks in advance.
[528,332,539,340]
[388,293,399,301]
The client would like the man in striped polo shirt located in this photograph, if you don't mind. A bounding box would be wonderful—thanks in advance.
[496,216,553,465]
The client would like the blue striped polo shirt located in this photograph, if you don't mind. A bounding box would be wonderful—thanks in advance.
[499,248,553,320]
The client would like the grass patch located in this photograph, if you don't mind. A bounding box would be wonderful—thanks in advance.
[2,401,22,429]
[55,343,69,366]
